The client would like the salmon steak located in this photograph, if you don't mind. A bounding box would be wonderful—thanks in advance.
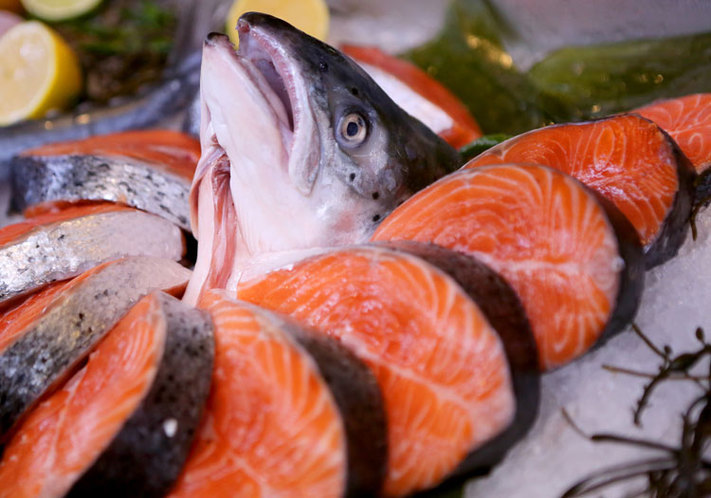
[373,164,645,371]
[0,203,184,304]
[0,291,214,497]
[0,256,191,440]
[377,240,540,478]
[635,94,711,174]
[236,244,533,496]
[21,130,200,180]
[171,290,386,498]
[464,114,695,267]
[11,131,199,230]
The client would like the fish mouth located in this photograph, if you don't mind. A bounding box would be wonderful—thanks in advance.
[236,19,296,132]
[191,16,324,256]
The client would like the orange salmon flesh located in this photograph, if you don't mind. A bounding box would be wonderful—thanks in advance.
[0,295,164,497]
[464,114,687,254]
[373,164,630,371]
[170,291,350,498]
[236,246,516,496]
[636,93,711,174]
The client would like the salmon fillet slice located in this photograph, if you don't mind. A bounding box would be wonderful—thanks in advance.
[171,290,386,497]
[0,203,185,304]
[0,202,126,246]
[23,130,200,181]
[464,114,695,267]
[373,164,644,371]
[635,94,711,174]
[13,130,198,231]
[0,292,213,497]
[12,152,194,230]
[376,240,539,479]
[236,245,518,496]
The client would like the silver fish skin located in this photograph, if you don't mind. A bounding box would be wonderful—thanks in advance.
[0,257,192,441]
[185,13,460,303]
[0,209,184,304]
[11,154,192,231]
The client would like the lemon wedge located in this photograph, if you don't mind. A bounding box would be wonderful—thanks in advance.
[226,0,329,47]
[0,21,82,126]
[20,0,103,21]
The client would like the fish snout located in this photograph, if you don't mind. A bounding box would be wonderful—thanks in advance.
[204,32,232,49]
[236,12,307,51]
[237,12,285,33]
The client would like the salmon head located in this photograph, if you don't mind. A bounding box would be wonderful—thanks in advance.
[186,12,460,301]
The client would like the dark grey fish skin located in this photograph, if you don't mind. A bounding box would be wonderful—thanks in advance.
[0,208,184,304]
[0,257,191,441]
[643,126,696,269]
[587,190,645,348]
[67,292,214,498]
[379,241,540,484]
[11,154,192,231]
[278,314,388,497]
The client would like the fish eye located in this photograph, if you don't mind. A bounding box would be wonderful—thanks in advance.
[338,112,368,146]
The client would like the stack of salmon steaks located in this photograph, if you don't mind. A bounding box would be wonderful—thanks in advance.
[1,47,711,498]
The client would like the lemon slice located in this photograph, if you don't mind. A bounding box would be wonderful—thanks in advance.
[20,0,103,21]
[226,0,329,47]
[0,21,82,126]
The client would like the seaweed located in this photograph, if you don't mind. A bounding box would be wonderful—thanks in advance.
[406,0,711,135]
[529,32,711,123]
[404,0,550,135]
[562,325,711,497]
